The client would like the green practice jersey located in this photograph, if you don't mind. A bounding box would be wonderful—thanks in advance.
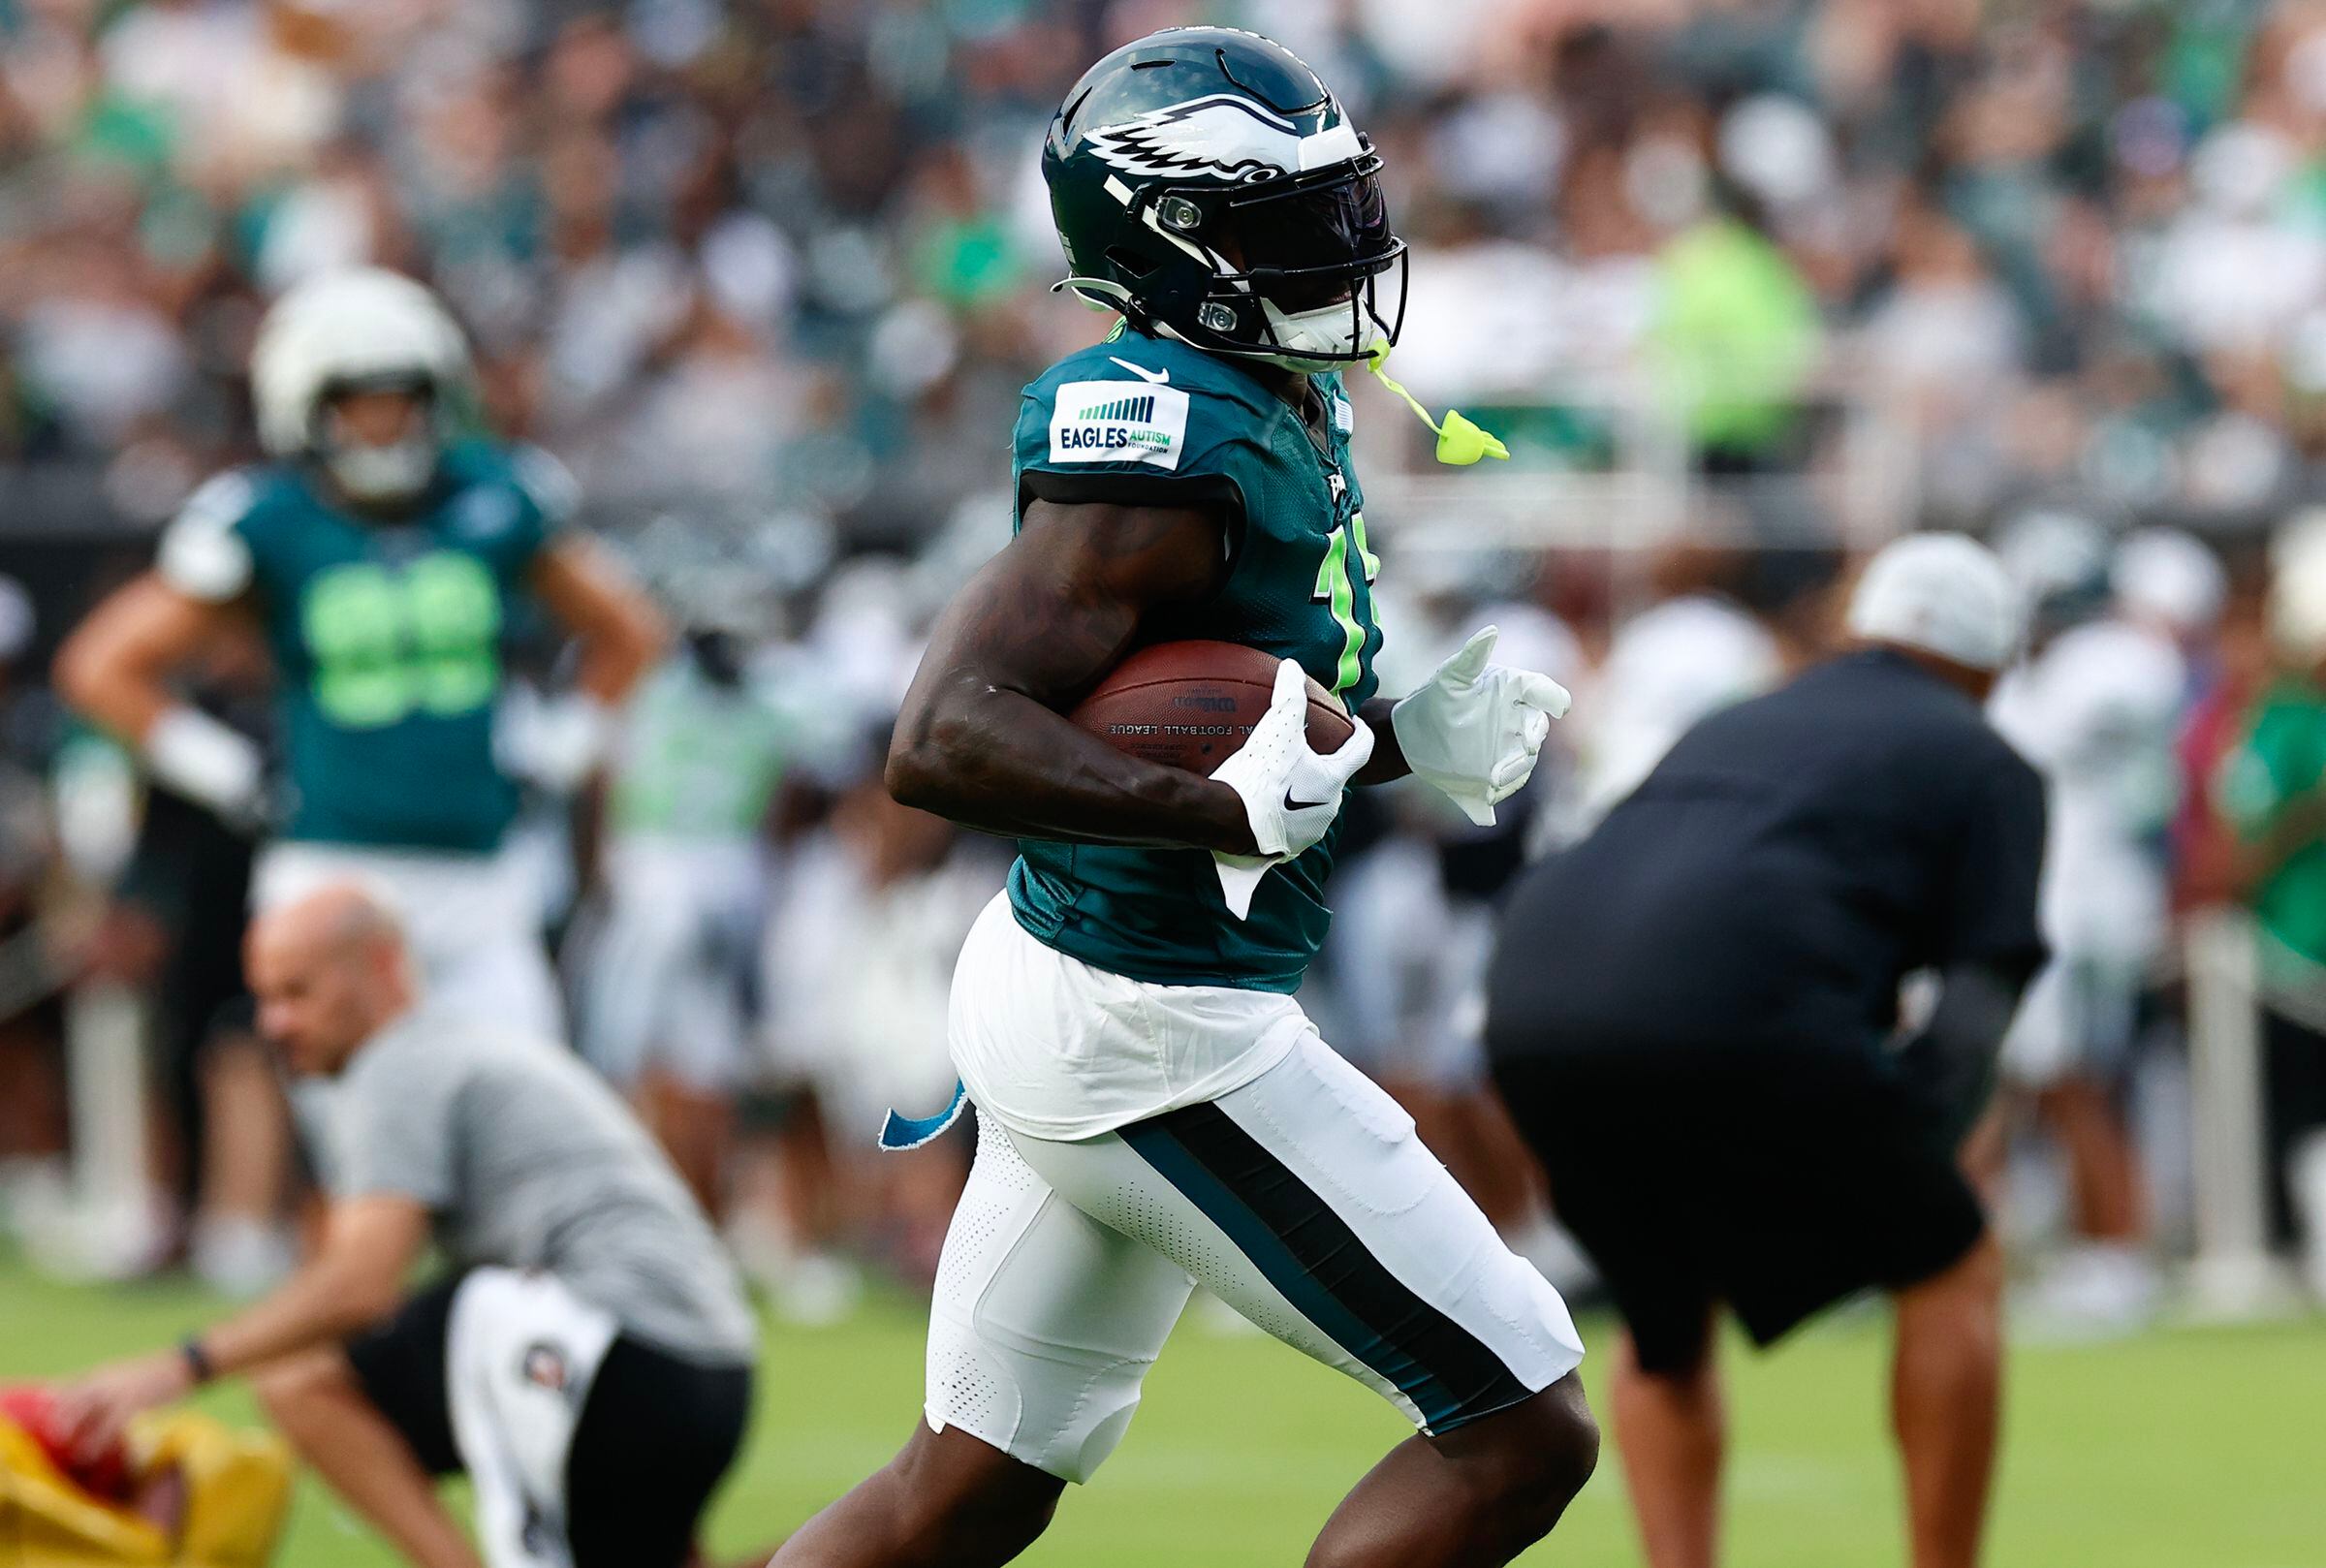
[157,441,570,854]
[1006,325,1383,992]
[608,655,797,841]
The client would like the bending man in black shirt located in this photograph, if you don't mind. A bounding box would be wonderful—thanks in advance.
[1486,533,2047,1568]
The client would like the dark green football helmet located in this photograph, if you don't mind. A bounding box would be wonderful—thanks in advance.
[1043,27,1406,373]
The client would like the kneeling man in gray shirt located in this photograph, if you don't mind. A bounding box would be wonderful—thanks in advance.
[56,882,757,1568]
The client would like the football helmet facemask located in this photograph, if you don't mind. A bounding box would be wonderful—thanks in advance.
[1044,27,1405,374]
[251,267,472,505]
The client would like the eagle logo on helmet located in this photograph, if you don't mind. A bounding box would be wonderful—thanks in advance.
[1084,94,1312,184]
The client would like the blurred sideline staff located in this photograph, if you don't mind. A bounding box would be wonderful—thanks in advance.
[575,612,802,1212]
[570,573,989,1296]
[1487,535,2047,1568]
[52,883,756,1568]
[2216,514,2326,1297]
[1988,517,2219,1327]
[99,686,293,1295]
[54,268,663,1040]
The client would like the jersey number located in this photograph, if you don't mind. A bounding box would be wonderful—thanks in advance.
[1311,513,1379,695]
[301,555,502,729]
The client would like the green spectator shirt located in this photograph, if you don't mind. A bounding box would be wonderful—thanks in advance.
[1650,217,1821,457]
[2216,678,2326,975]
[1005,325,1383,992]
[156,441,569,854]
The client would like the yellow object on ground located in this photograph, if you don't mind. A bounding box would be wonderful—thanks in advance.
[0,1409,292,1568]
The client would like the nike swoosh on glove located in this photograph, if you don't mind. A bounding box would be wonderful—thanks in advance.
[1388,625,1571,828]
[1207,658,1375,920]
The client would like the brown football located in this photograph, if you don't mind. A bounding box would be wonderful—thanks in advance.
[1069,640,1354,774]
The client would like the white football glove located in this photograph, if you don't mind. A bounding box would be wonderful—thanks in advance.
[144,706,269,832]
[1208,659,1375,920]
[1388,625,1571,828]
[502,693,615,794]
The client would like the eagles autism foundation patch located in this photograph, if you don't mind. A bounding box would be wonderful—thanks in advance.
[1049,380,1192,469]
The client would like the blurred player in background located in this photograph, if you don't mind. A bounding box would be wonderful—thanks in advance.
[53,883,756,1568]
[55,268,663,1039]
[757,765,998,1296]
[92,630,290,1293]
[2115,530,2235,905]
[1558,542,1783,836]
[772,29,1593,1568]
[1990,512,2186,1329]
[1488,535,2046,1568]
[577,585,802,1209]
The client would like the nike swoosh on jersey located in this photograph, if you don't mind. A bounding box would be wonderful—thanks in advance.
[1107,358,1173,384]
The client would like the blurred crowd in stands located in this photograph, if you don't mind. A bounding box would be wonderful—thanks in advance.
[13,0,2326,529]
[7,0,2326,1327]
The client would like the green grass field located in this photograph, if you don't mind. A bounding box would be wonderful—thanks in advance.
[4,1261,2321,1567]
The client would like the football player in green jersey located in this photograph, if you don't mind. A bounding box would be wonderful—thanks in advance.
[772,30,1591,1568]
[580,599,806,1208]
[57,268,663,1040]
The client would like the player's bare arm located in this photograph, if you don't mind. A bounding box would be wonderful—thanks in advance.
[52,1194,427,1458]
[528,536,668,705]
[56,574,271,824]
[54,573,251,744]
[188,1196,428,1377]
[887,496,1262,854]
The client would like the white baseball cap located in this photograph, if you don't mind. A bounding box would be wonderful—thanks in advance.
[1845,532,2025,673]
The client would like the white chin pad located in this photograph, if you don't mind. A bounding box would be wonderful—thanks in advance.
[1257,298,1376,372]
[327,439,436,501]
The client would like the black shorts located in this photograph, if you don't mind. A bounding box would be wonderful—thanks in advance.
[343,1274,466,1475]
[343,1275,754,1568]
[1491,1041,1986,1376]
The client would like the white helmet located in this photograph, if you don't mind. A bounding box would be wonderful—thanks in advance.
[250,267,471,502]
